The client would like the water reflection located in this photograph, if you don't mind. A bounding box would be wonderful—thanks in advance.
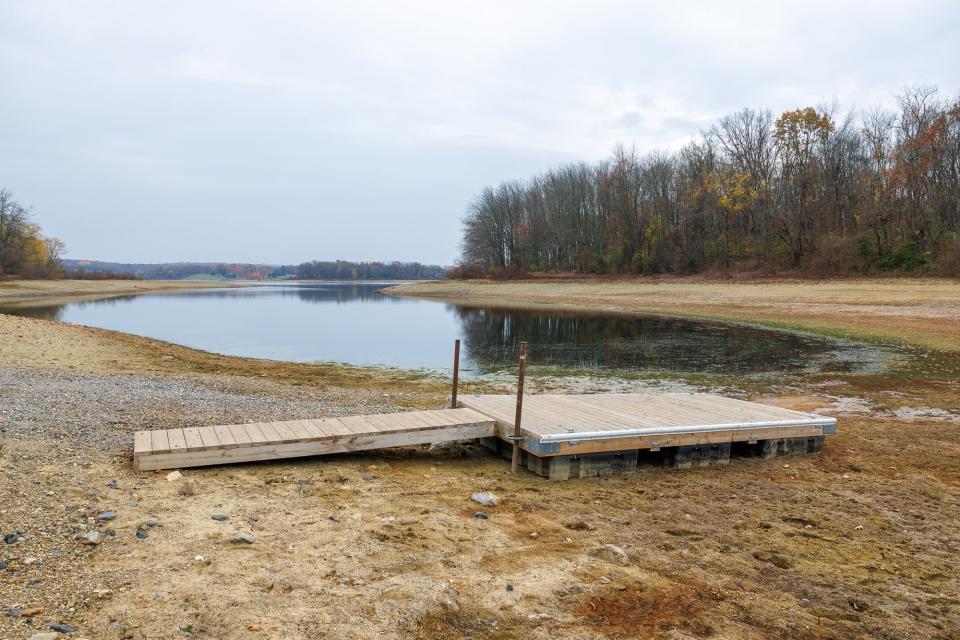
[0,282,884,374]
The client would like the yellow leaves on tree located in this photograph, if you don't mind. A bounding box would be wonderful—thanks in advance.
[705,168,757,214]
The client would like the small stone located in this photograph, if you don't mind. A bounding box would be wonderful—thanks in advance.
[165,470,183,481]
[470,492,500,507]
[799,598,812,608]
[18,607,44,617]
[0,561,7,570]
[329,516,341,523]
[142,519,159,528]
[28,633,58,640]
[505,584,514,591]
[4,532,20,544]
[529,532,539,539]
[136,529,149,540]
[78,531,100,545]
[107,480,119,489]
[93,589,113,599]
[231,534,255,544]
[362,475,374,481]
[50,624,77,633]
[96,512,116,521]
[589,544,630,566]
[211,514,229,521]
[178,480,200,496]
[473,511,488,519]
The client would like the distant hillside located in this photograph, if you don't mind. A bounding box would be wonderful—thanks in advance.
[63,260,446,281]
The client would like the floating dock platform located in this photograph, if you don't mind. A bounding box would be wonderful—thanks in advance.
[133,393,835,479]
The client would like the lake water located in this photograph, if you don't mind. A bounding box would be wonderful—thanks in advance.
[2,282,885,376]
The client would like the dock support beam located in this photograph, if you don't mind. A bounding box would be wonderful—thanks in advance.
[511,341,528,474]
[451,339,460,408]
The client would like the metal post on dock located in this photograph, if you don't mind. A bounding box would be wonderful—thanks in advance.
[511,341,528,473]
[451,339,461,408]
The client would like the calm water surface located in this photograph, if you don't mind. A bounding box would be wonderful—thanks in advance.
[2,282,885,375]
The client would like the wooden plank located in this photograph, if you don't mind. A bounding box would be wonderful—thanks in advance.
[212,424,238,448]
[268,421,300,444]
[284,420,317,442]
[133,431,152,457]
[197,426,221,450]
[231,424,253,447]
[257,422,283,443]
[151,429,170,454]
[242,423,269,446]
[182,427,205,452]
[167,428,188,452]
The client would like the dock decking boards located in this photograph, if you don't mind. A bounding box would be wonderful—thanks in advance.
[133,393,835,475]
[133,407,496,471]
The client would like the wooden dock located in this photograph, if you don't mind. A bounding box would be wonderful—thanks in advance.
[133,408,496,471]
[133,393,835,477]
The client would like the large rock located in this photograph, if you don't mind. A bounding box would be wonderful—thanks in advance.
[471,492,500,507]
[589,544,630,566]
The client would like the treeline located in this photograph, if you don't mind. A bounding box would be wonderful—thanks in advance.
[459,86,960,276]
[65,259,446,280]
[64,260,283,280]
[293,260,445,280]
[0,189,65,277]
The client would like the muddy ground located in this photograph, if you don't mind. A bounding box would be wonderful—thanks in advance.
[1,279,959,639]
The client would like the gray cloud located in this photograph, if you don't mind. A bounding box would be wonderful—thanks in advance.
[1,0,957,264]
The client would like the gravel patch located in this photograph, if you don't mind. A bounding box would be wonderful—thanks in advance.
[0,366,399,450]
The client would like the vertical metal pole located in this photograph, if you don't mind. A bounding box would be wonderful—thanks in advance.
[451,339,460,408]
[511,341,528,473]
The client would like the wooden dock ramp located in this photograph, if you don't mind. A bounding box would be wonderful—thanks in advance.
[133,393,835,477]
[133,408,495,471]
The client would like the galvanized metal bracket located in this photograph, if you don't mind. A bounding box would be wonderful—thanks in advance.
[523,438,561,455]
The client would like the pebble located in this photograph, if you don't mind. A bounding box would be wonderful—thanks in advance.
[96,512,116,521]
[178,479,201,496]
[141,518,159,528]
[28,633,58,640]
[329,516,341,523]
[362,475,374,481]
[136,529,149,540]
[506,584,514,591]
[470,492,500,507]
[106,480,119,489]
[231,534,255,544]
[0,561,6,570]
[78,531,100,545]
[473,511,489,519]
[211,514,229,521]
[589,544,630,566]
[4,532,20,544]
[50,624,77,633]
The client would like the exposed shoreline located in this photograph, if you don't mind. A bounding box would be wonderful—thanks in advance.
[0,278,250,307]
[2,277,960,638]
[386,277,960,352]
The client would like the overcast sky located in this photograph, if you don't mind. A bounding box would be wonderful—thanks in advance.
[2,1,958,265]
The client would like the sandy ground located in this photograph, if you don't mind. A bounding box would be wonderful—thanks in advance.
[388,278,960,352]
[2,278,960,639]
[0,279,246,308]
